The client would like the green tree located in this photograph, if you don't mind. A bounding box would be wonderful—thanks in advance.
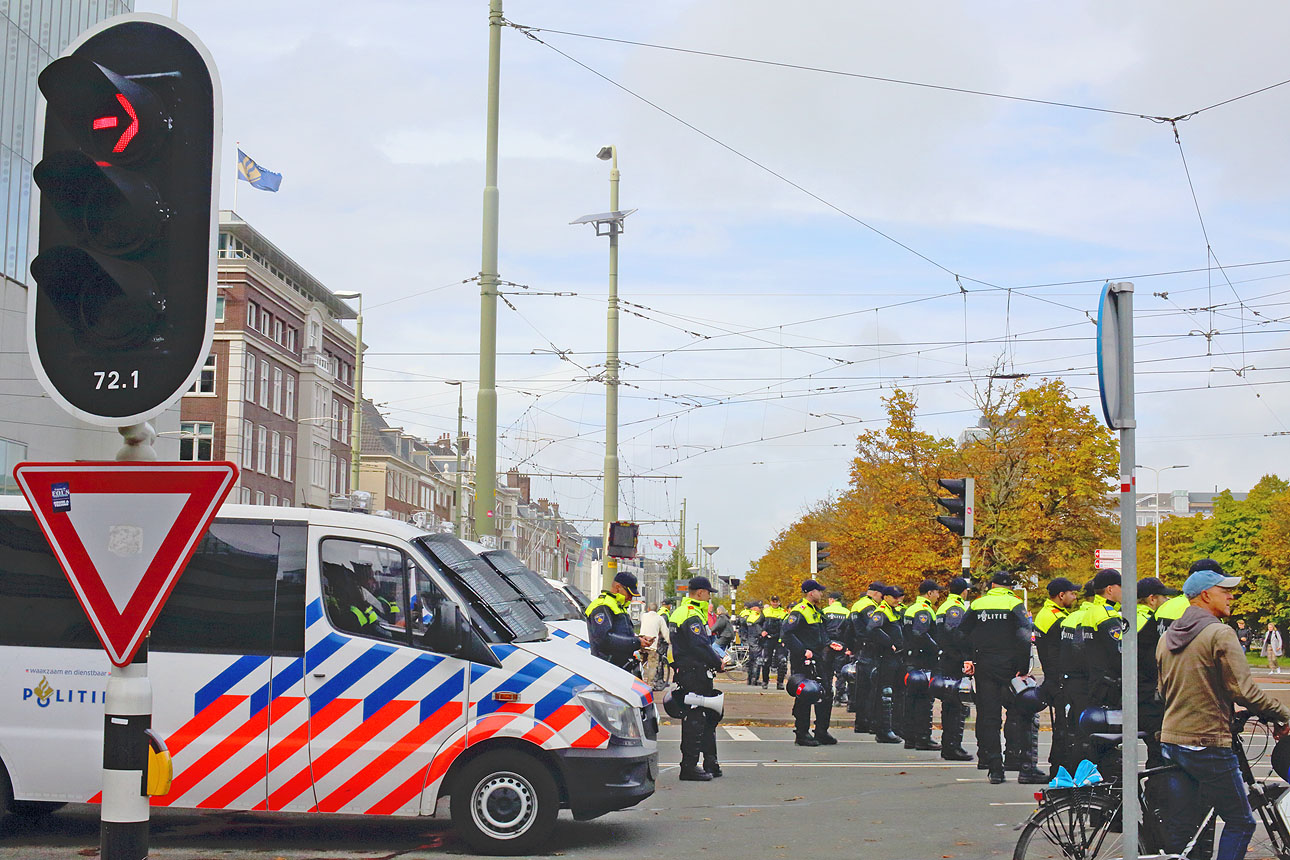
[1193,475,1289,618]
[664,546,691,603]
[1135,513,1207,586]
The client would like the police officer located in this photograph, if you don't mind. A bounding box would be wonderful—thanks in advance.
[1136,576,1180,767]
[847,582,885,733]
[903,578,942,750]
[1034,577,1078,777]
[759,596,788,689]
[585,571,654,669]
[935,576,973,761]
[867,585,905,744]
[743,601,764,686]
[960,570,1035,784]
[1057,579,1094,771]
[783,579,839,747]
[821,592,850,704]
[669,576,727,781]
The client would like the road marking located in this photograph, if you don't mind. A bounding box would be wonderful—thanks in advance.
[724,726,760,741]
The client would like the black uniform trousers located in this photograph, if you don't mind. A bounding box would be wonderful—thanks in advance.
[746,640,761,684]
[1040,675,1069,774]
[790,656,832,737]
[1060,677,1091,772]
[972,662,1014,769]
[759,639,786,685]
[871,654,904,724]
[675,665,720,766]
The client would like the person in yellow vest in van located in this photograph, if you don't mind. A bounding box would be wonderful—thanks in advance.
[585,571,654,670]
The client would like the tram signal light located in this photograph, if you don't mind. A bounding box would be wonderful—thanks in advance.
[935,477,975,538]
[811,540,831,575]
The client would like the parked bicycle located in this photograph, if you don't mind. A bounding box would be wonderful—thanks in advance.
[720,642,751,681]
[1013,713,1290,860]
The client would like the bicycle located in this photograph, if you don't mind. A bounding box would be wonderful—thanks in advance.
[1013,713,1290,860]
[720,643,750,681]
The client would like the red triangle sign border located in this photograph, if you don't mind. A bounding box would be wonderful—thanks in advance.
[13,461,239,667]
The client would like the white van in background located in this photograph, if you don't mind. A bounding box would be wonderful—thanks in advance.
[0,501,656,854]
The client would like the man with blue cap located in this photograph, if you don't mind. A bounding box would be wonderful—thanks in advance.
[585,570,653,669]
[782,578,837,746]
[1157,559,1290,860]
[669,576,727,781]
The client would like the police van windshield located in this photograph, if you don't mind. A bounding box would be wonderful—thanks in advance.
[414,534,548,643]
[479,550,582,622]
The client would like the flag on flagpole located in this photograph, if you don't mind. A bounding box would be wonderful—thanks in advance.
[654,540,663,549]
[667,540,675,547]
[238,149,282,192]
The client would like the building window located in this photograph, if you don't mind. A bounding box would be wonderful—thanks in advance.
[339,458,348,494]
[257,425,267,473]
[330,354,339,379]
[312,443,327,488]
[259,361,269,408]
[242,420,253,468]
[179,422,214,461]
[331,398,340,440]
[187,354,216,395]
[255,491,264,505]
[215,295,226,322]
[283,437,293,485]
[244,354,256,402]
[310,322,321,349]
[286,327,297,354]
[273,319,283,344]
[314,383,326,418]
[272,367,283,414]
[247,302,258,331]
[260,310,271,337]
[329,454,338,494]
[285,376,295,419]
[269,432,280,478]
[340,407,349,444]
[240,487,252,504]
[0,439,28,495]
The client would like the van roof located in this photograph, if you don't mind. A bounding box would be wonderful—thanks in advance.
[0,496,434,539]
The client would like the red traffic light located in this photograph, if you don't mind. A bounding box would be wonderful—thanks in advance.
[39,56,169,165]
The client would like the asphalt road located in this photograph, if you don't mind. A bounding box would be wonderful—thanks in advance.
[0,726,1066,860]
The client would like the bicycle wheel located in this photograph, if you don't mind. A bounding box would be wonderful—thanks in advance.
[1013,790,1126,860]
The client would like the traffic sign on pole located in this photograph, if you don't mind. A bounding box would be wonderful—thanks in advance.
[13,461,237,666]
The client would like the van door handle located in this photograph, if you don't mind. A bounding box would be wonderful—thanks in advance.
[312,672,327,678]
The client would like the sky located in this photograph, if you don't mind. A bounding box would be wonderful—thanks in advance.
[135,0,1290,583]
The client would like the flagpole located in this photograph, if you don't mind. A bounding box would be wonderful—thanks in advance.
[232,141,239,214]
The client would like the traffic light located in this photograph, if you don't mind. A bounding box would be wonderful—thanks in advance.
[29,16,220,425]
[810,540,831,575]
[935,477,975,538]
[607,521,639,558]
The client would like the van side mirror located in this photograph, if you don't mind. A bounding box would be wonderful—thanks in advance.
[423,602,470,655]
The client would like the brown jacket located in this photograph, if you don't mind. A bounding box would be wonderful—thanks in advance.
[1157,605,1290,747]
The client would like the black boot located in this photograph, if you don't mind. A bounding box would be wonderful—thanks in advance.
[874,687,902,744]
[703,758,723,777]
[988,763,1005,784]
[941,700,973,761]
[680,709,712,780]
[1017,714,1047,785]
[702,720,722,777]
[1003,711,1022,771]
[914,696,941,750]
[680,764,713,780]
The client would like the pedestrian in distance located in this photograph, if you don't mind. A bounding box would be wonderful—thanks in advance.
[759,596,788,689]
[639,603,669,690]
[656,601,674,687]
[584,571,654,670]
[1263,621,1284,673]
[1157,559,1290,860]
[669,576,728,781]
[782,578,838,746]
[1234,618,1253,652]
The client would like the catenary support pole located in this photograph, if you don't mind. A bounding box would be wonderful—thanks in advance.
[1114,281,1139,860]
[601,147,621,590]
[475,0,502,543]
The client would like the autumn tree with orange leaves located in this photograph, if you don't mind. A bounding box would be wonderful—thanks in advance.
[744,380,1118,604]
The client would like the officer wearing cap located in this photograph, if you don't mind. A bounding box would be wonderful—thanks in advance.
[759,596,788,689]
[821,591,851,704]
[867,585,906,743]
[902,577,943,750]
[1084,570,1124,709]
[585,571,654,669]
[1137,576,1181,766]
[1034,577,1078,777]
[782,579,838,746]
[847,582,885,733]
[669,576,727,780]
[935,576,973,761]
[960,570,1036,784]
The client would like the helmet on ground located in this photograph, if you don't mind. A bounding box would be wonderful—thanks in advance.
[659,686,685,719]
[903,668,932,693]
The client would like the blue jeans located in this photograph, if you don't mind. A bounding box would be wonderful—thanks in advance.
[1160,743,1256,860]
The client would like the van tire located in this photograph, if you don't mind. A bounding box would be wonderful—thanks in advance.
[450,750,558,855]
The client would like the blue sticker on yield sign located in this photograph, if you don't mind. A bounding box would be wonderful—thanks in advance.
[51,482,70,513]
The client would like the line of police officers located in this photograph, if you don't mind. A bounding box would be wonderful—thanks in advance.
[585,564,1186,787]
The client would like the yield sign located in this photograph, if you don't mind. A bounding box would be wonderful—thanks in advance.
[13,461,238,666]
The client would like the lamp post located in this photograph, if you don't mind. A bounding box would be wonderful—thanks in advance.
[334,291,363,495]
[446,381,464,539]
[571,145,636,589]
[1134,463,1189,578]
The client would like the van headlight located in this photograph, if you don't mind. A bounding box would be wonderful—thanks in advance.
[576,688,643,745]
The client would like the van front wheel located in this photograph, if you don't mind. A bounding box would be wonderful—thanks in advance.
[450,750,559,855]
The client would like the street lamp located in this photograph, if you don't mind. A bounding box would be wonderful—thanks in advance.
[1134,463,1189,578]
[571,145,637,590]
[445,381,465,539]
[333,291,363,495]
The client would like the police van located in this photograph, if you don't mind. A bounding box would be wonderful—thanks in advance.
[0,501,657,854]
[466,545,590,648]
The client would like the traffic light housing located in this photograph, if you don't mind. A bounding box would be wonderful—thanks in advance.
[935,477,975,537]
[28,15,221,425]
[810,540,831,575]
[607,521,639,559]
